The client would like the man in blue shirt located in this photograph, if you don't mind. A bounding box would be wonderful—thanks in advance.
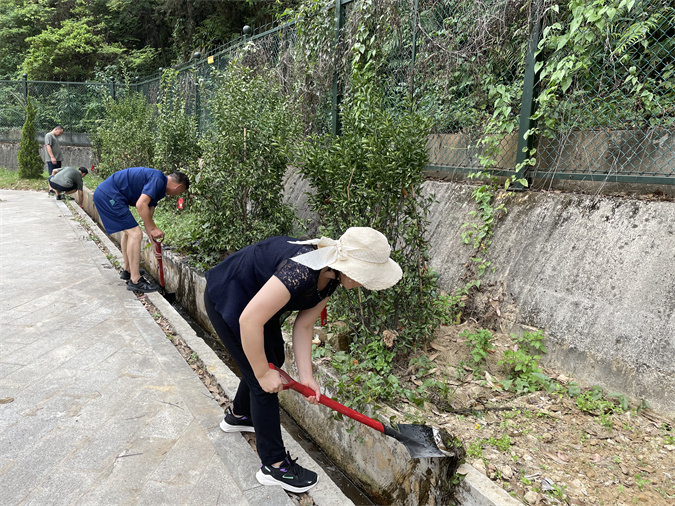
[93,167,189,292]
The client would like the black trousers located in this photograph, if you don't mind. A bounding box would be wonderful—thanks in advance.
[203,288,287,466]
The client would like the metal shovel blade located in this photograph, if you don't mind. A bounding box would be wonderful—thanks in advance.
[386,424,456,459]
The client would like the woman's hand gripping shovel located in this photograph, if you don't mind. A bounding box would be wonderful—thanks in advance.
[154,241,176,304]
[270,364,456,459]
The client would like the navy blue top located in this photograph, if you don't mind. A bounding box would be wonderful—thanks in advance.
[96,167,167,207]
[205,236,339,337]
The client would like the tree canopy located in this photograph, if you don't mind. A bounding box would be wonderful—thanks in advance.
[0,0,298,81]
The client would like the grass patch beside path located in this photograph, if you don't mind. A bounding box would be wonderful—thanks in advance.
[0,167,104,192]
[0,168,49,191]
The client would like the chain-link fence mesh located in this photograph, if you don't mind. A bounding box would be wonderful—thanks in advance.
[531,0,675,185]
[0,80,127,145]
[1,0,673,185]
[415,0,531,173]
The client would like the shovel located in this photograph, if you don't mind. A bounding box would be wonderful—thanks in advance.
[154,242,177,304]
[270,364,456,459]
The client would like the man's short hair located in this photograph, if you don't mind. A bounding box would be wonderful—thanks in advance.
[54,125,64,131]
[78,166,88,175]
[169,171,190,190]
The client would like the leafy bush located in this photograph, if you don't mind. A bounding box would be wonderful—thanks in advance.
[183,60,298,268]
[499,330,548,393]
[17,97,44,179]
[297,9,456,380]
[90,92,156,180]
[154,69,201,173]
[461,328,495,369]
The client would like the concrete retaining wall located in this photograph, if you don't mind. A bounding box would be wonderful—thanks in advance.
[280,172,675,417]
[424,183,675,415]
[0,140,94,171]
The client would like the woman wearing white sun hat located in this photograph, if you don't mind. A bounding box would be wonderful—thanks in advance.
[203,227,402,493]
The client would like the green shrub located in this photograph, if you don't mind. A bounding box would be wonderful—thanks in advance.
[17,97,44,179]
[298,59,448,369]
[499,330,548,393]
[461,328,495,369]
[90,92,156,180]
[154,69,201,173]
[184,60,298,268]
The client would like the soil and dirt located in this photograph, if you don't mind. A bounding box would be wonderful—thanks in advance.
[389,323,675,506]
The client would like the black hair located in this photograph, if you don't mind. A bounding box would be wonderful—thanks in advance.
[78,166,88,175]
[169,171,190,190]
[329,267,342,283]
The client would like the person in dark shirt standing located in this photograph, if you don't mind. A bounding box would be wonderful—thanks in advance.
[93,167,189,292]
[204,227,402,493]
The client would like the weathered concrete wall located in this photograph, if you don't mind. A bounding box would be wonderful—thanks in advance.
[424,183,675,415]
[0,140,93,171]
[282,173,675,415]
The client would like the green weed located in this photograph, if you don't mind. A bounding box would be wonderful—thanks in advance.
[460,328,495,369]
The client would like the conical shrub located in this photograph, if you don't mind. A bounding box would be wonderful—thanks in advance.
[17,97,45,179]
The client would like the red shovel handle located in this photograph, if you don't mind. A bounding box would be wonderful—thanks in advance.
[154,242,165,287]
[269,364,385,434]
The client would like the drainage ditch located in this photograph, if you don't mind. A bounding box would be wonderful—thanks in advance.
[174,307,377,506]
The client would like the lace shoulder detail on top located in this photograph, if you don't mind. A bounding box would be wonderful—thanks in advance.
[275,246,317,295]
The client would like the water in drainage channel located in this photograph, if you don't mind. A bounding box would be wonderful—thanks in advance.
[175,307,376,506]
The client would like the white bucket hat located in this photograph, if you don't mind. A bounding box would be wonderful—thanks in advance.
[289,227,403,291]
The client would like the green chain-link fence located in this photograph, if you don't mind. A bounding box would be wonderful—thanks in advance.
[1,0,673,185]
[0,78,130,145]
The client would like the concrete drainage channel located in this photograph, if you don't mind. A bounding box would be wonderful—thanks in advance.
[74,189,521,506]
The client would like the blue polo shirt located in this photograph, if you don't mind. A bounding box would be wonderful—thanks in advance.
[96,167,167,207]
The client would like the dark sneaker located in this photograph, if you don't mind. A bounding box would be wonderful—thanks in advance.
[48,190,55,196]
[120,269,147,281]
[220,406,254,433]
[256,452,318,493]
[56,194,62,200]
[126,276,159,293]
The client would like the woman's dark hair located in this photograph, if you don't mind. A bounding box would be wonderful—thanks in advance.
[329,267,342,283]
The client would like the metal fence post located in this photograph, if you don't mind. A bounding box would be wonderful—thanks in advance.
[110,77,116,100]
[410,0,419,99]
[193,53,201,135]
[331,0,346,136]
[513,0,544,188]
[22,74,28,101]
[67,82,71,135]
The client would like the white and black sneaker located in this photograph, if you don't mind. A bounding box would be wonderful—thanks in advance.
[219,406,254,433]
[126,276,160,293]
[256,452,319,493]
